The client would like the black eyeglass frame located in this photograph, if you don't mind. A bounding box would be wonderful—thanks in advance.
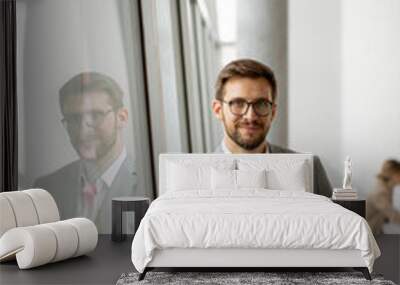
[219,98,275,117]
[61,108,115,129]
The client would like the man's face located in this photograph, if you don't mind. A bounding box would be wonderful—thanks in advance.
[212,77,276,150]
[61,91,125,161]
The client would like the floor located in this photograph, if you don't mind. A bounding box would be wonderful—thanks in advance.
[374,234,400,284]
[1,234,399,285]
[0,235,134,285]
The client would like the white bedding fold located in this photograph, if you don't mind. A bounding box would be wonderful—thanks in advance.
[131,190,380,273]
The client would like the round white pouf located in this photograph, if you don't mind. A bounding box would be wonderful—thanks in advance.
[23,189,60,223]
[0,225,57,269]
[0,195,17,237]
[42,221,79,262]
[65,218,98,257]
[0,218,98,269]
[0,191,39,227]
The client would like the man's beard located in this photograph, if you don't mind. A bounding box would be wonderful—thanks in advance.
[223,118,268,151]
[72,124,118,163]
[73,126,118,181]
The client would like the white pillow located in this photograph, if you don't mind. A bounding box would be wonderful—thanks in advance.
[266,166,306,191]
[211,168,236,190]
[237,159,308,191]
[211,169,267,190]
[168,162,210,191]
[237,169,267,189]
[167,159,235,191]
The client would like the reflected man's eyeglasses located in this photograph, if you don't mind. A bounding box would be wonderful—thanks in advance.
[61,109,114,129]
[219,98,274,117]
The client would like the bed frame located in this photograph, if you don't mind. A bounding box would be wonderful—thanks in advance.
[140,248,370,280]
[138,154,372,280]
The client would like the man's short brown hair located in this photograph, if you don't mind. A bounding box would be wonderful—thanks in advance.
[59,71,124,113]
[215,59,277,102]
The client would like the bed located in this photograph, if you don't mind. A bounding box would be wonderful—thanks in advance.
[131,153,380,280]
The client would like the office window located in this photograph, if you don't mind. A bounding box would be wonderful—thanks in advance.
[16,0,153,234]
[180,0,222,152]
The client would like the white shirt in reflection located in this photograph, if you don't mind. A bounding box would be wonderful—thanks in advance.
[78,147,127,221]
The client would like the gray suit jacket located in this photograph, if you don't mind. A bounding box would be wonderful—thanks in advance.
[213,143,332,197]
[34,156,138,233]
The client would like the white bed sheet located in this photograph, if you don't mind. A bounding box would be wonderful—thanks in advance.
[131,189,380,273]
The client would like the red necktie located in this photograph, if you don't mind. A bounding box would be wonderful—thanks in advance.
[83,183,97,209]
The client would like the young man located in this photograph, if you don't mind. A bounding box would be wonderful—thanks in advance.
[212,59,332,197]
[34,72,138,233]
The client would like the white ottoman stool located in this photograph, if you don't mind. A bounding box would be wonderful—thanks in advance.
[0,189,98,269]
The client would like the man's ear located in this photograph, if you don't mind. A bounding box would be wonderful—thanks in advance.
[116,107,128,128]
[212,99,223,121]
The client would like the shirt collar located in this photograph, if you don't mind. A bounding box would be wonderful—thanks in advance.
[80,147,127,189]
[101,147,127,188]
[221,140,270,154]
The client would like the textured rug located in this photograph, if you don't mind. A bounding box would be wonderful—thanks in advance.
[116,271,396,285]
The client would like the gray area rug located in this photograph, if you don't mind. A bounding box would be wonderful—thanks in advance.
[116,271,396,285]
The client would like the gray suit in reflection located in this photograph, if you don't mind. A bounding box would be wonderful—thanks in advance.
[34,71,140,234]
[214,142,332,198]
[34,154,137,234]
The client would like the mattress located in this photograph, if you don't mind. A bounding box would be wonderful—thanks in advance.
[131,189,380,273]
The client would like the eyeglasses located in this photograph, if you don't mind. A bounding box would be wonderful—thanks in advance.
[219,98,274,117]
[61,109,114,129]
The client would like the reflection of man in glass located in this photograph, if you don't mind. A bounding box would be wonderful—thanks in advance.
[212,59,332,197]
[34,72,137,233]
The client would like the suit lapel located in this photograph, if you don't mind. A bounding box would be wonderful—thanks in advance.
[62,161,81,218]
[108,156,137,198]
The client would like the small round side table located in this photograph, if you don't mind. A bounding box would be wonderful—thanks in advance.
[112,196,150,242]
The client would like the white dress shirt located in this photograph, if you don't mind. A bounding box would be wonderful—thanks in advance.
[79,147,127,221]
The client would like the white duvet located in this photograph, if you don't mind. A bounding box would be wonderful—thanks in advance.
[131,190,380,273]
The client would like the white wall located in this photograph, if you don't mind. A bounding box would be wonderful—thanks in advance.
[288,0,343,189]
[341,0,400,196]
[289,0,400,197]
[237,0,288,147]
